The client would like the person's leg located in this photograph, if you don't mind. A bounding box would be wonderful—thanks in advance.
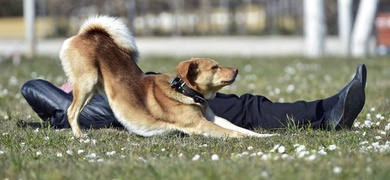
[21,79,72,128]
[21,79,122,129]
[208,93,334,130]
[209,64,366,130]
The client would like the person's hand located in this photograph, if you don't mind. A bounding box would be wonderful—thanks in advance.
[60,82,73,93]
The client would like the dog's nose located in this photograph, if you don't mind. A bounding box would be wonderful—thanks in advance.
[233,68,238,75]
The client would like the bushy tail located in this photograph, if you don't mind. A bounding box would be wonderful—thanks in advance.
[78,15,139,63]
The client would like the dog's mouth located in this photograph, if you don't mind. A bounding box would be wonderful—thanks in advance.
[221,78,236,85]
[221,71,238,85]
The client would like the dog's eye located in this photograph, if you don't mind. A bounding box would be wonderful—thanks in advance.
[211,65,219,70]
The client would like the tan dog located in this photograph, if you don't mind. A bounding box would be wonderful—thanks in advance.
[60,15,277,138]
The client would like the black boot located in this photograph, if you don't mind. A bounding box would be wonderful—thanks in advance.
[326,64,367,130]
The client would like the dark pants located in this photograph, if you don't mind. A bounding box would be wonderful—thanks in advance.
[21,79,337,130]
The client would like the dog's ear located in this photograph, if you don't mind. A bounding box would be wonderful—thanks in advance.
[176,60,198,83]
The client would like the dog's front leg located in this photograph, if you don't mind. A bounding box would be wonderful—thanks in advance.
[180,117,246,138]
[212,116,278,138]
[204,107,278,138]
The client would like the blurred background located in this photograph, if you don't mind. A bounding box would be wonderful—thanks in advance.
[0,0,388,59]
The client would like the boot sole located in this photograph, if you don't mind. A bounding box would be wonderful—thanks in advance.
[336,81,365,129]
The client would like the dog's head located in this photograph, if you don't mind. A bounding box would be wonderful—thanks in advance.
[176,58,238,99]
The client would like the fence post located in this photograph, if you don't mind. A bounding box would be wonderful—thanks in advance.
[303,0,326,57]
[351,0,379,57]
[23,0,36,58]
[338,0,353,56]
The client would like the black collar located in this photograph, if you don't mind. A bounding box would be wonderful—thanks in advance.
[170,76,206,104]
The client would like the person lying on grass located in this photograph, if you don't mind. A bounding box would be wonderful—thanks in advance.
[19,64,366,132]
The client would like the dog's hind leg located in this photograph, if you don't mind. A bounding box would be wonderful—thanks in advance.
[67,78,98,137]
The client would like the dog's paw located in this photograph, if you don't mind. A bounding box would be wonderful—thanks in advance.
[72,128,83,138]
[256,133,279,138]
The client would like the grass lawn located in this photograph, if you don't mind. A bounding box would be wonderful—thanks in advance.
[0,55,389,179]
